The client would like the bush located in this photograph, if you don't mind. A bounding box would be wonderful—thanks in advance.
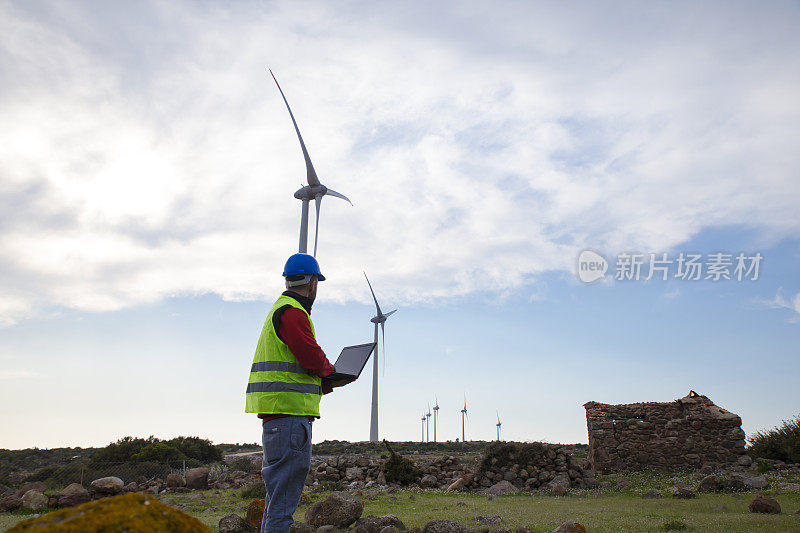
[478,441,553,474]
[241,480,266,499]
[382,440,420,485]
[747,414,800,463]
[90,436,222,465]
[229,457,261,474]
[662,519,688,531]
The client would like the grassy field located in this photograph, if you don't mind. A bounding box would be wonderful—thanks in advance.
[3,486,799,532]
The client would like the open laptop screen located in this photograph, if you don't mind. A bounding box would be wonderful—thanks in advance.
[333,342,376,377]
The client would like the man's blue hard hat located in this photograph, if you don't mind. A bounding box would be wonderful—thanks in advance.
[283,253,325,281]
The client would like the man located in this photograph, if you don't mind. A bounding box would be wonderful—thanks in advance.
[245,253,336,532]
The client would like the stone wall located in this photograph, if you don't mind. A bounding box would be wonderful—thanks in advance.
[584,391,746,472]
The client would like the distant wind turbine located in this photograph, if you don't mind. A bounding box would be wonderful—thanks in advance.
[364,273,397,442]
[269,69,352,256]
[432,397,440,443]
[421,413,426,443]
[426,404,432,442]
[496,411,502,441]
[461,396,469,443]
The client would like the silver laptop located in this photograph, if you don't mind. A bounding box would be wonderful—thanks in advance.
[327,342,377,384]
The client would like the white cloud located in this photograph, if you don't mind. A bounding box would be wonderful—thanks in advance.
[765,287,800,322]
[1,1,799,323]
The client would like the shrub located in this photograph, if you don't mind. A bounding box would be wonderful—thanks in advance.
[478,441,553,473]
[661,519,688,531]
[747,414,800,463]
[229,457,261,474]
[382,440,420,485]
[241,480,266,500]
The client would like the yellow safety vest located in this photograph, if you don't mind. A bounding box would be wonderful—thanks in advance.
[245,295,322,416]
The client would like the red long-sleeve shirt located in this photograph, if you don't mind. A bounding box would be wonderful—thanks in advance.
[258,299,335,424]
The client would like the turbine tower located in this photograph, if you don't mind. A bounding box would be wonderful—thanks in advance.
[364,273,397,442]
[432,397,440,443]
[460,397,468,443]
[426,404,431,442]
[496,412,502,441]
[421,413,426,442]
[270,70,352,256]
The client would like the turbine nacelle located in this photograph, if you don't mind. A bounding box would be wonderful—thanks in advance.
[271,69,352,256]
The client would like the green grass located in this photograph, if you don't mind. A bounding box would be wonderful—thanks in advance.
[3,486,800,532]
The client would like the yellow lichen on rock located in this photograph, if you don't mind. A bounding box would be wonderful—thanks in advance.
[8,492,210,533]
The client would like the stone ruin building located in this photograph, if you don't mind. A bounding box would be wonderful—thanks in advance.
[584,390,747,472]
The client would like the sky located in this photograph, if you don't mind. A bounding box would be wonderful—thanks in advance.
[1,0,799,450]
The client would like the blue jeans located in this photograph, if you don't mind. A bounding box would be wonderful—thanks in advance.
[261,416,312,532]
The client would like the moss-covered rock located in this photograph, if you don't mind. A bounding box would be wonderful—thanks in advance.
[7,492,210,532]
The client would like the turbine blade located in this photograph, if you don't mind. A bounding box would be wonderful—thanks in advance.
[384,309,397,318]
[363,272,383,316]
[325,188,353,206]
[269,69,320,186]
[313,194,322,257]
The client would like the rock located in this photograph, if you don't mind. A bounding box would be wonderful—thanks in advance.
[0,495,23,512]
[380,515,406,530]
[615,479,632,490]
[698,475,727,492]
[749,493,780,514]
[503,470,516,482]
[245,499,265,529]
[91,476,125,495]
[422,519,468,532]
[714,505,727,511]
[642,489,661,499]
[485,480,519,496]
[6,492,209,532]
[356,515,385,533]
[317,526,337,533]
[123,482,138,492]
[219,513,253,533]
[737,455,754,467]
[447,477,466,491]
[475,515,502,525]
[549,485,567,497]
[346,467,363,481]
[290,522,315,533]
[186,467,210,490]
[741,474,768,489]
[420,475,438,488]
[57,483,90,507]
[380,527,401,533]
[167,473,186,488]
[21,490,49,511]
[305,491,364,528]
[16,482,46,497]
[671,486,695,499]
[552,521,587,533]
[377,471,387,485]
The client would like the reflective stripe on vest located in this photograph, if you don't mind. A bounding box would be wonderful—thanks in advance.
[250,361,310,374]
[246,382,321,395]
[245,294,322,416]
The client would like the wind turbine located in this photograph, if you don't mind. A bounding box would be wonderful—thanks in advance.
[432,397,440,443]
[421,413,426,443]
[496,411,502,441]
[426,404,432,442]
[364,273,397,442]
[269,70,352,256]
[460,396,468,443]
